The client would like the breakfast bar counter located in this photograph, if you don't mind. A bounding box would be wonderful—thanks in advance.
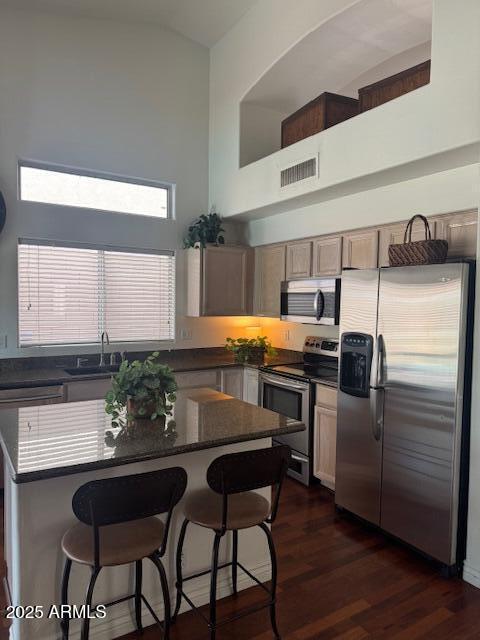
[0,388,303,640]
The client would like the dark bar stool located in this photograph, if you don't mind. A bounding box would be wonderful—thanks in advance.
[173,445,290,640]
[60,467,187,640]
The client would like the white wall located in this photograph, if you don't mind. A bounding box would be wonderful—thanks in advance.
[0,7,249,359]
[209,0,480,219]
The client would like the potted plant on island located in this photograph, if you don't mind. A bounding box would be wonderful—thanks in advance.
[183,209,225,248]
[105,352,177,431]
[225,336,277,365]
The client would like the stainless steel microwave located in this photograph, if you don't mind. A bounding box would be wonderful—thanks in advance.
[280,278,341,325]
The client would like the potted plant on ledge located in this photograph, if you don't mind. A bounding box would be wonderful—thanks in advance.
[225,336,276,365]
[105,352,177,431]
[183,209,225,248]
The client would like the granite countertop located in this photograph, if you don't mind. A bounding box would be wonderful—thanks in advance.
[0,387,305,483]
[0,347,303,390]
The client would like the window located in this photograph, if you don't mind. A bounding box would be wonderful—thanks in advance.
[18,240,175,346]
[18,162,173,219]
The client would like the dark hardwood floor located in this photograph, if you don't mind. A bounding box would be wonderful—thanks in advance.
[130,479,480,640]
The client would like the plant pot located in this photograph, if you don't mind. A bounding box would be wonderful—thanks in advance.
[127,398,166,427]
[234,347,266,365]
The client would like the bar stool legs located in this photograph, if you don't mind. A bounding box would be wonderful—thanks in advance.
[173,518,189,620]
[259,523,280,639]
[80,567,101,640]
[60,558,72,640]
[134,560,143,633]
[209,533,222,640]
[149,552,171,639]
[232,530,238,595]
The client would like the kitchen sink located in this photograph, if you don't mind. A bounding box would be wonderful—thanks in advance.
[64,365,120,376]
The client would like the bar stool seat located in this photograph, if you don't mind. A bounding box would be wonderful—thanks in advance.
[62,517,165,566]
[184,488,270,531]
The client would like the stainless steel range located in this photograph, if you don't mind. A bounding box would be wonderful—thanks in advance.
[259,336,338,485]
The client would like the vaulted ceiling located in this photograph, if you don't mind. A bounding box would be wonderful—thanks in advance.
[0,0,259,48]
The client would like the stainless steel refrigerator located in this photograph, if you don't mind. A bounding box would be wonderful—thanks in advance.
[335,263,474,572]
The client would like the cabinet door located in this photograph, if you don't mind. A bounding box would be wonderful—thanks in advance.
[221,367,244,400]
[312,236,342,276]
[378,221,430,267]
[313,404,337,489]
[254,244,286,317]
[175,369,220,390]
[342,229,378,269]
[286,241,312,279]
[65,378,112,402]
[202,246,252,316]
[434,210,478,259]
[243,368,259,405]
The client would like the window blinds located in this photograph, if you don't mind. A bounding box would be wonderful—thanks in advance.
[18,241,175,346]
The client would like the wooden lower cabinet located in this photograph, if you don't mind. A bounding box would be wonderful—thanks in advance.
[176,367,244,400]
[342,229,378,269]
[221,367,244,400]
[243,368,259,405]
[175,369,221,390]
[313,385,338,490]
[65,378,112,402]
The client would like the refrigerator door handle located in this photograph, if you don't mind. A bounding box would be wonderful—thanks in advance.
[370,334,385,389]
[370,387,384,441]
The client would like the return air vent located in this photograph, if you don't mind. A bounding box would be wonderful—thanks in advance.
[280,156,317,188]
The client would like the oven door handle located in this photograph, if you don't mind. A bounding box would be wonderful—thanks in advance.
[260,374,309,391]
[291,453,309,464]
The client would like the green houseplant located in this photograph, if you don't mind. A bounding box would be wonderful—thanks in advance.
[183,210,225,248]
[105,352,177,429]
[225,336,277,365]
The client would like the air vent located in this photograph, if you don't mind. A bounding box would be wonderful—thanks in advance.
[280,157,317,188]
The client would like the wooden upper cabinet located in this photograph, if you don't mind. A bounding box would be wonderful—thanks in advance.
[312,235,343,276]
[187,245,253,317]
[286,241,312,279]
[254,244,286,318]
[342,229,379,269]
[434,210,478,259]
[378,221,429,268]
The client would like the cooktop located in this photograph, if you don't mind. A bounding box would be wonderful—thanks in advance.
[262,336,339,384]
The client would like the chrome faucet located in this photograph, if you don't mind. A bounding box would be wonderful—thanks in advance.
[99,331,110,368]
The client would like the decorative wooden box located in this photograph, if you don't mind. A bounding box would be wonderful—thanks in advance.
[359,60,431,113]
[281,92,359,148]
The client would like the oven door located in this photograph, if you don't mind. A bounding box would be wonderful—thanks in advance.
[259,372,310,456]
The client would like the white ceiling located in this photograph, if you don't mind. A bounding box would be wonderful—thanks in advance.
[0,0,259,48]
[244,0,433,113]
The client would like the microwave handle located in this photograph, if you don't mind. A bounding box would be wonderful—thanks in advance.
[314,290,325,322]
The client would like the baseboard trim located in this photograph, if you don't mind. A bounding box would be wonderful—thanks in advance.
[69,560,271,640]
[462,561,480,588]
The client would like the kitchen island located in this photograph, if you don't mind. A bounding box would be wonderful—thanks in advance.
[0,388,304,640]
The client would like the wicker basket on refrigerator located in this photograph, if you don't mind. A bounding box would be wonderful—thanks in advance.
[388,215,448,267]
